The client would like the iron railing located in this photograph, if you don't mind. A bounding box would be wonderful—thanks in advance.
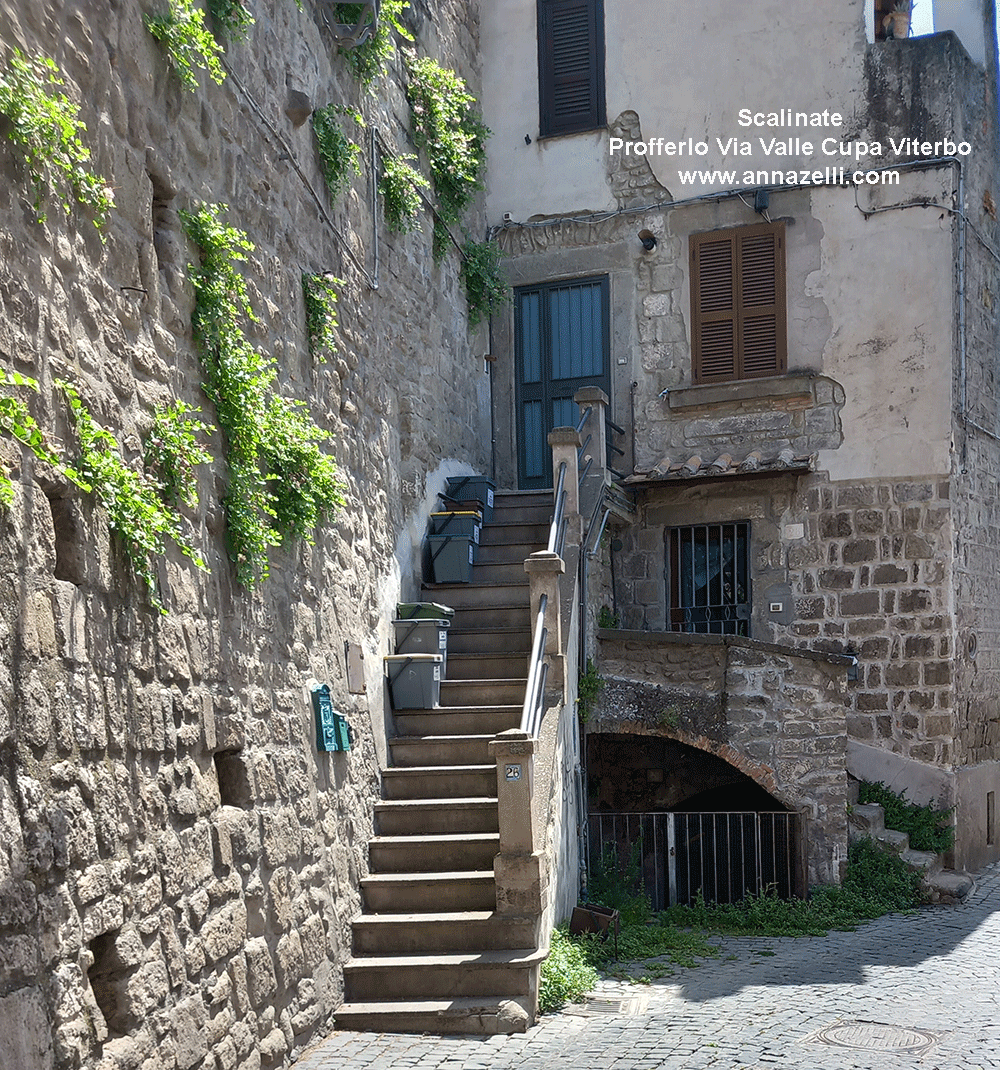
[588,811,802,910]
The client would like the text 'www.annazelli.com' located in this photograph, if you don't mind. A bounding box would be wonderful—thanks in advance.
[675,167,900,187]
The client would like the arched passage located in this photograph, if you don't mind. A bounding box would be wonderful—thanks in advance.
[587,732,803,906]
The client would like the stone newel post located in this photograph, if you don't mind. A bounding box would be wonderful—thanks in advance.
[574,385,610,492]
[547,427,582,545]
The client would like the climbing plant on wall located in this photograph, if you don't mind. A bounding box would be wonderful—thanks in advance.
[405,55,489,259]
[334,1,412,88]
[59,381,207,612]
[378,152,429,233]
[459,238,510,326]
[0,49,113,229]
[301,272,343,360]
[181,203,346,587]
[311,104,364,204]
[144,401,214,509]
[206,0,254,41]
[145,0,226,90]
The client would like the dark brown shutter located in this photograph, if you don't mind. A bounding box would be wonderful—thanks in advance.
[690,222,786,384]
[538,0,605,137]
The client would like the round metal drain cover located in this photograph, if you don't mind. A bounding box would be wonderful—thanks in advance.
[810,1020,943,1055]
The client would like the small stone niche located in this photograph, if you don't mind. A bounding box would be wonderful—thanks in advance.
[46,493,87,584]
[215,750,253,809]
[87,931,128,1037]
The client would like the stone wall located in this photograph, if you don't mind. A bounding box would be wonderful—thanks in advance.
[592,630,850,885]
[0,2,488,1068]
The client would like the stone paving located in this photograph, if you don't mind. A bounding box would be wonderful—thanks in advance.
[294,864,1000,1070]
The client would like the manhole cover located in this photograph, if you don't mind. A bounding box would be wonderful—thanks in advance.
[563,994,650,1017]
[805,1020,944,1055]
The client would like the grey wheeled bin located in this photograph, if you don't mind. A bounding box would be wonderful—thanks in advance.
[385,653,443,709]
[427,533,474,584]
[393,617,450,672]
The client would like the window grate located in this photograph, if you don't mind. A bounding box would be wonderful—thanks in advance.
[667,522,750,636]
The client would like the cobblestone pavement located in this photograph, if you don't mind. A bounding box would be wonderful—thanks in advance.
[294,864,1000,1070]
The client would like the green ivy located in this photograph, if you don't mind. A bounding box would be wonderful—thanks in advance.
[378,152,429,233]
[0,368,86,506]
[206,0,254,40]
[311,104,364,204]
[577,657,605,723]
[144,401,213,509]
[539,929,598,1014]
[145,0,226,91]
[58,381,206,611]
[334,1,412,88]
[301,272,343,360]
[459,239,510,326]
[181,203,345,586]
[406,55,489,247]
[0,49,113,229]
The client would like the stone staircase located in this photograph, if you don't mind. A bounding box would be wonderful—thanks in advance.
[848,802,974,903]
[335,490,553,1035]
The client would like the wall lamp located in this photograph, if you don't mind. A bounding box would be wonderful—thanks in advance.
[638,229,657,252]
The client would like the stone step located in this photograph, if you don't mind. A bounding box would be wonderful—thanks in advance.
[449,604,531,631]
[368,833,500,873]
[446,627,532,655]
[374,798,499,836]
[440,678,527,707]
[380,765,497,800]
[445,652,530,681]
[392,706,521,737]
[479,522,550,547]
[469,560,536,585]
[848,802,886,837]
[360,871,496,913]
[351,912,535,955]
[924,869,975,904]
[333,998,530,1036]
[422,581,529,609]
[389,734,494,767]
[494,489,553,509]
[474,542,544,566]
[343,948,545,1001]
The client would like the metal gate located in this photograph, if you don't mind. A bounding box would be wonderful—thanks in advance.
[587,811,802,910]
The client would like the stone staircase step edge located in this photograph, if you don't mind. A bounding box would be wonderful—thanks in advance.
[343,948,546,969]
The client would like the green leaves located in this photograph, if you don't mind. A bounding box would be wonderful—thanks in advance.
[145,401,213,509]
[311,104,364,204]
[0,49,113,229]
[182,203,345,587]
[460,239,510,326]
[144,0,226,91]
[59,381,207,612]
[335,1,413,88]
[206,0,254,41]
[539,929,598,1013]
[406,56,489,235]
[858,780,955,853]
[378,153,429,234]
[301,273,343,359]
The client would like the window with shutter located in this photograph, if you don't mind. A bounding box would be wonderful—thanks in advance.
[537,0,605,138]
[689,222,787,384]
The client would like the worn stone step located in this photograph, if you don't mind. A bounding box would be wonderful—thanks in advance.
[360,871,496,913]
[374,798,499,836]
[479,522,550,547]
[389,734,494,767]
[445,627,532,655]
[449,604,531,631]
[392,706,521,737]
[493,489,553,509]
[474,542,544,566]
[923,869,974,903]
[369,833,500,873]
[333,998,529,1036]
[343,948,545,1001]
[445,653,530,681]
[440,678,527,707]
[468,560,536,584]
[848,802,886,837]
[380,765,497,800]
[422,581,529,609]
[351,911,535,955]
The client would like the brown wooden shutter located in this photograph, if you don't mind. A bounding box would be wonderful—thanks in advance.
[538,0,605,137]
[690,222,786,384]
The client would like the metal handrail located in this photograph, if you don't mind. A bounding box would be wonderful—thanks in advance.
[576,406,593,434]
[577,433,592,460]
[519,594,549,736]
[547,461,568,555]
[578,456,593,487]
[606,415,625,435]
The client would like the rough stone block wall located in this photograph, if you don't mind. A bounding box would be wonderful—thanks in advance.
[592,631,849,885]
[0,2,487,1067]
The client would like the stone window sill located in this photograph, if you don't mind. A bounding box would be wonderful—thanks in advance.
[665,374,816,413]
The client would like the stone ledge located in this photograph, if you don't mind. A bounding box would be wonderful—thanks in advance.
[596,627,854,667]
[665,373,818,412]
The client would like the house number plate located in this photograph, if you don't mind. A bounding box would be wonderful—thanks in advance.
[505,764,521,781]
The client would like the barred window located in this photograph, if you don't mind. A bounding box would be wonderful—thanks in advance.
[667,523,751,636]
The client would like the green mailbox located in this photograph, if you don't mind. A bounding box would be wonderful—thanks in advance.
[311,683,352,752]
